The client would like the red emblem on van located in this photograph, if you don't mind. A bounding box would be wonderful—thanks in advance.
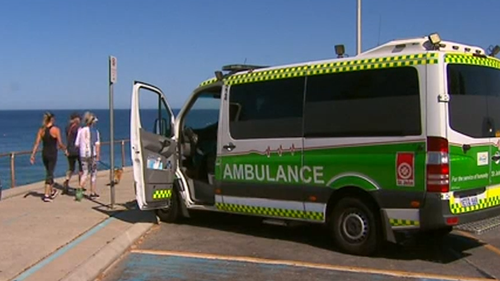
[396,152,414,187]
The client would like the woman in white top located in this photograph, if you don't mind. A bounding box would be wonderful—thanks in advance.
[75,112,100,198]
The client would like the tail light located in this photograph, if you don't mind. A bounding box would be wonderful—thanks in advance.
[426,137,450,192]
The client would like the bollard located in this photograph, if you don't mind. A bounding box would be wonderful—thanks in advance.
[10,153,15,188]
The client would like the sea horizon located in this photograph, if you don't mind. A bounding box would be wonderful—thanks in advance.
[0,108,216,189]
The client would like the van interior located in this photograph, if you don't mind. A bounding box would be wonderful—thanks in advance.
[178,86,222,205]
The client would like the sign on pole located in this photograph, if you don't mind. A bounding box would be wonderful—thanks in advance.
[110,56,117,84]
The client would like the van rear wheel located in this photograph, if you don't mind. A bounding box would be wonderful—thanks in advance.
[329,197,380,256]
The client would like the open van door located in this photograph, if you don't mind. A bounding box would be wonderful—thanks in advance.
[130,81,177,211]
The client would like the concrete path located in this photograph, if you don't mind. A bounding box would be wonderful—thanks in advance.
[0,168,156,281]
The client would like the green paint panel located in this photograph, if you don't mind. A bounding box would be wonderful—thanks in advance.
[217,141,426,193]
[449,145,490,191]
[303,142,426,192]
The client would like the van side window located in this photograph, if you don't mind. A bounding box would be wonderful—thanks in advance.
[304,67,421,137]
[229,77,305,139]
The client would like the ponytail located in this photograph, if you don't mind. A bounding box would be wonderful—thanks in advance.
[42,112,54,129]
[40,112,54,137]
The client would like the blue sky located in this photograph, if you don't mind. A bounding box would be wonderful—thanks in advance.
[1,0,499,110]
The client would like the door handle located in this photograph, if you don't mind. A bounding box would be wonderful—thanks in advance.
[132,146,140,154]
[492,155,500,161]
[462,144,471,153]
[223,143,236,151]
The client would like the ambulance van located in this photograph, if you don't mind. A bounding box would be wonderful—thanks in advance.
[130,33,500,256]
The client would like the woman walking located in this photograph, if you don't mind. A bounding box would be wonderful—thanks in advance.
[63,112,82,195]
[75,112,101,198]
[30,111,68,202]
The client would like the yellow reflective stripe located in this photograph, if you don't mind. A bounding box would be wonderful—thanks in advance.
[152,189,172,200]
[445,53,500,69]
[199,78,218,87]
[449,185,500,214]
[225,53,438,85]
[215,202,324,221]
[450,195,500,214]
[389,219,420,227]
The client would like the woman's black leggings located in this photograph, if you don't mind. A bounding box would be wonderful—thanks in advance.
[42,155,57,185]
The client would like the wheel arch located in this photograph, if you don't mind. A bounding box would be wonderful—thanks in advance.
[325,185,381,224]
[325,185,397,244]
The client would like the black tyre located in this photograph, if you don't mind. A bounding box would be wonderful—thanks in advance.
[329,197,380,256]
[155,186,181,223]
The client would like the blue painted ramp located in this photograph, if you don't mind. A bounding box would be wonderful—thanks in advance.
[113,252,455,281]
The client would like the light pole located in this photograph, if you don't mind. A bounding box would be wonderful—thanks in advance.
[356,0,362,55]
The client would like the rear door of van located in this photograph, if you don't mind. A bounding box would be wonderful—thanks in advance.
[446,58,500,214]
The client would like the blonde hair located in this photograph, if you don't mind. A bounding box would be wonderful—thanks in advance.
[83,111,96,126]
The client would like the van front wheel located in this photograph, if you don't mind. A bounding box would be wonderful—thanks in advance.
[329,197,380,256]
[155,187,181,223]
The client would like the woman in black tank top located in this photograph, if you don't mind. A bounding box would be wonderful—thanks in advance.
[30,112,68,202]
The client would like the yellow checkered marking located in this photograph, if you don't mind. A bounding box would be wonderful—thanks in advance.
[152,189,172,200]
[199,77,218,87]
[224,53,438,85]
[445,53,500,70]
[215,203,324,221]
[390,219,420,227]
[450,195,500,214]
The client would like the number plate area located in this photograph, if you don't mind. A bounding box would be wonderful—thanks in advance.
[459,195,479,208]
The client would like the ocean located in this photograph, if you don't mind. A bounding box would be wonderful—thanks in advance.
[0,109,218,190]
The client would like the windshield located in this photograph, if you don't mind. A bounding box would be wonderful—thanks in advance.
[184,92,220,130]
[447,64,500,138]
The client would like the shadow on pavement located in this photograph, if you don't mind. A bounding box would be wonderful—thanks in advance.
[21,182,69,198]
[22,191,45,199]
[91,200,157,224]
[172,210,485,264]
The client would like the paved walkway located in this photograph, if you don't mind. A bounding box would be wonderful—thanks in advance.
[0,168,156,281]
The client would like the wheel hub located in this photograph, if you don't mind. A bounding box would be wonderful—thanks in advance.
[342,212,368,242]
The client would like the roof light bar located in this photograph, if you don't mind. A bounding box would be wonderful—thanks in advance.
[222,64,268,73]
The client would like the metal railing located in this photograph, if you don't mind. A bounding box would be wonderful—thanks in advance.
[0,139,130,189]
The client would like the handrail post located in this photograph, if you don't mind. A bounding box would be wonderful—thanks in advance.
[121,140,125,168]
[10,152,15,188]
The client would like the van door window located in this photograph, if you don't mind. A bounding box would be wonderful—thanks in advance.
[229,77,305,139]
[139,88,173,137]
[184,92,221,130]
